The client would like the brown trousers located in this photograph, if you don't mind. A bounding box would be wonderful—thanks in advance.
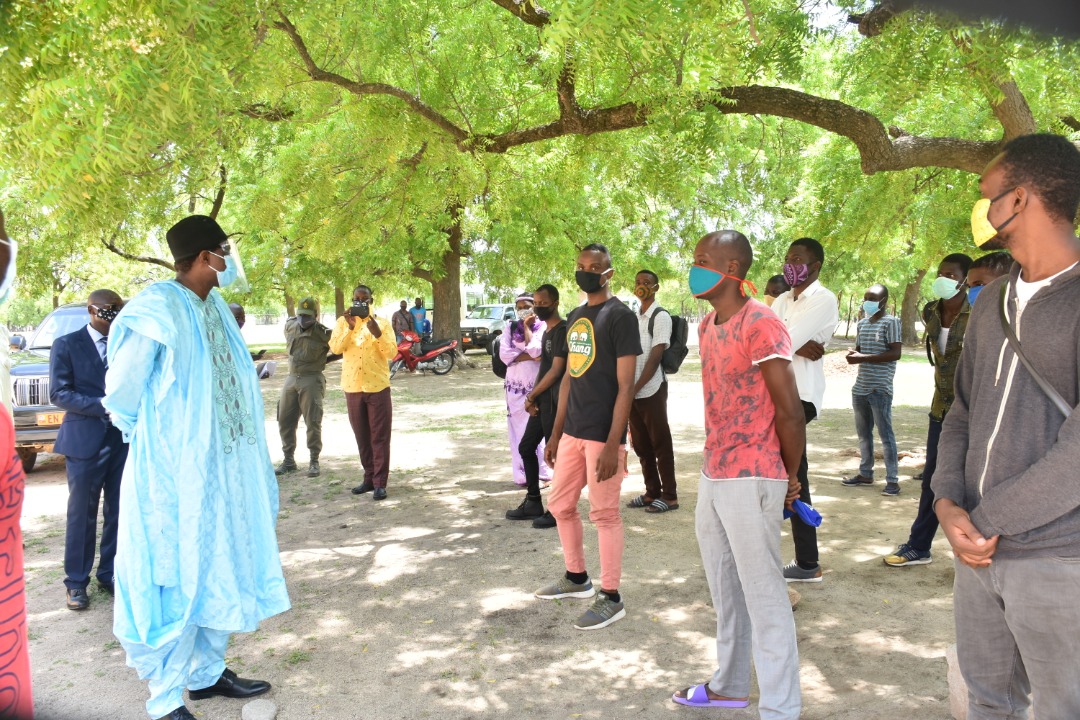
[345,388,392,488]
[628,381,677,502]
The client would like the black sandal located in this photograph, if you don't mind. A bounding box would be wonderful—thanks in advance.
[645,499,679,513]
[626,494,653,508]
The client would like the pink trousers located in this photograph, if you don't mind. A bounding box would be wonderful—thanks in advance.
[547,434,626,592]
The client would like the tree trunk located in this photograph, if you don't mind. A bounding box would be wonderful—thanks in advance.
[900,268,927,346]
[284,291,295,318]
[414,204,465,341]
[335,287,345,318]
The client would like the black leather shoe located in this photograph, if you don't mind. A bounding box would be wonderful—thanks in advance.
[96,578,115,596]
[188,668,270,700]
[373,487,387,500]
[157,706,196,720]
[66,588,89,611]
[352,482,374,495]
[532,511,557,529]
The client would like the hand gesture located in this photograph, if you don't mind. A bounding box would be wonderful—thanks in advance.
[937,500,999,568]
[345,313,357,329]
[544,434,560,469]
[594,444,619,483]
[785,475,801,511]
[796,340,825,361]
[366,316,381,337]
[845,350,865,365]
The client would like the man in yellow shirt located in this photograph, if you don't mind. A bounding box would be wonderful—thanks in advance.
[329,284,397,500]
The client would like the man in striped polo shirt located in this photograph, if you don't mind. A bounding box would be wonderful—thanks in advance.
[842,284,903,495]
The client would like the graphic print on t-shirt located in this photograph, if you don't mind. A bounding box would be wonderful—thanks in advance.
[566,317,596,378]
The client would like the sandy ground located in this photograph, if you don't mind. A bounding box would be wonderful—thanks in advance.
[23,341,959,720]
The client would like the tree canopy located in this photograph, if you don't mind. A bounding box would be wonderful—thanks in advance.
[1,1,1077,337]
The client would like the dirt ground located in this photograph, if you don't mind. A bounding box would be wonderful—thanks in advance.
[23,340,959,720]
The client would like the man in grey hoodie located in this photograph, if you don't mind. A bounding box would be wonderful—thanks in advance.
[933,133,1080,720]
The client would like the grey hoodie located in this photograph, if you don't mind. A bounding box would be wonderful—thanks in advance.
[932,262,1080,558]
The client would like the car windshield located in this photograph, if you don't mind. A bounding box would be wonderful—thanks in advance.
[466,306,504,320]
[29,309,89,349]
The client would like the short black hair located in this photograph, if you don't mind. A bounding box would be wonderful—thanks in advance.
[700,230,753,278]
[354,284,373,296]
[636,269,659,286]
[174,257,196,273]
[998,134,1080,224]
[971,251,1015,275]
[869,283,889,303]
[790,237,825,266]
[941,253,974,275]
[581,243,609,255]
[767,274,787,285]
[534,284,560,302]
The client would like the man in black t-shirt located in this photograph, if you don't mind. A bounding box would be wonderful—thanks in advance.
[534,244,641,631]
[506,284,567,527]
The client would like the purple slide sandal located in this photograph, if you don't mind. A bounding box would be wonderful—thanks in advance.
[672,684,750,708]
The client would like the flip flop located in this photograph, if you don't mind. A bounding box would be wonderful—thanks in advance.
[645,499,679,513]
[672,684,750,708]
[626,494,653,508]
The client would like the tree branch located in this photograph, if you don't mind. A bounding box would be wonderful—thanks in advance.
[990,80,1037,139]
[101,229,175,271]
[489,0,550,27]
[210,164,227,219]
[238,102,294,121]
[740,0,762,45]
[711,85,1000,173]
[273,13,468,144]
[1063,116,1080,132]
[848,1,909,37]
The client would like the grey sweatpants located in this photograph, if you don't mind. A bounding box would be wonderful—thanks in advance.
[954,556,1080,719]
[695,474,801,720]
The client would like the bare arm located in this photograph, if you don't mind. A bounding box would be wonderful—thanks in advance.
[759,357,806,509]
[847,341,902,364]
[595,354,637,482]
[528,357,566,404]
[633,344,665,395]
[544,372,572,468]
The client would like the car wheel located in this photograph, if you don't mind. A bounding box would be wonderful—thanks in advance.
[16,449,36,474]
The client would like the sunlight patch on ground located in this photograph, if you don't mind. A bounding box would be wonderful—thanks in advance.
[479,587,534,614]
[800,663,838,703]
[367,542,478,584]
[279,545,375,568]
[849,630,945,660]
[368,525,437,543]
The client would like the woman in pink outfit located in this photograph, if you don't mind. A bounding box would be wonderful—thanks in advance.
[500,293,549,486]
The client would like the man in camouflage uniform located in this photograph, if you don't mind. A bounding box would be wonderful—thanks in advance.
[276,297,333,478]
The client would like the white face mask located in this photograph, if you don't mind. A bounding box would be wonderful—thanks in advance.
[517,308,532,320]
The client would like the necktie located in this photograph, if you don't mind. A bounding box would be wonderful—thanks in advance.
[100,336,108,368]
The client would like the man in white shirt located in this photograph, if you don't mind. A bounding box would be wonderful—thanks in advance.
[769,238,838,583]
[626,270,677,513]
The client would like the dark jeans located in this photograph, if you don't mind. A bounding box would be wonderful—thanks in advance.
[628,382,677,502]
[853,389,899,483]
[907,418,942,552]
[519,395,555,498]
[346,388,392,488]
[64,426,127,590]
[792,401,818,568]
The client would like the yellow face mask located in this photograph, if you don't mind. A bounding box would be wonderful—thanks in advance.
[970,187,1017,248]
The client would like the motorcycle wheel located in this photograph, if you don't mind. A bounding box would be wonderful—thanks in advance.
[431,352,454,375]
[390,359,405,379]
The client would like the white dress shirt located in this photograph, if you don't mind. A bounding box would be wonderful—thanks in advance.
[769,280,838,415]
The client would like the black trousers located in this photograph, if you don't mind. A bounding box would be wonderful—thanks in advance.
[628,381,677,502]
[519,395,555,498]
[791,401,819,568]
[907,418,943,552]
[64,426,127,590]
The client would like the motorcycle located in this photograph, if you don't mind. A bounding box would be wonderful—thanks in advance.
[390,330,457,378]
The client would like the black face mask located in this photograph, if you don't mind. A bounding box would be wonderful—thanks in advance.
[94,305,119,323]
[533,305,555,321]
[575,269,609,294]
[299,315,316,329]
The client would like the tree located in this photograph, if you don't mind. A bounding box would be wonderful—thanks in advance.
[2,1,1078,340]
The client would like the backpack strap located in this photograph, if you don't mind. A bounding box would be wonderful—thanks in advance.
[999,282,1071,418]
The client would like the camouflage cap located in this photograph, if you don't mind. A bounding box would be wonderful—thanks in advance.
[297,297,318,316]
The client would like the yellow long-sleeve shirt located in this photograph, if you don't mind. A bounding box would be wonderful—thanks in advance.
[329,314,398,393]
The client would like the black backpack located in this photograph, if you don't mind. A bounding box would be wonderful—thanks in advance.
[491,336,508,379]
[648,308,690,374]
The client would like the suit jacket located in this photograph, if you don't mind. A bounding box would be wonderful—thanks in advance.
[50,327,111,460]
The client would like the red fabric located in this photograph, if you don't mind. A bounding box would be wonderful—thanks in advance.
[0,409,32,718]
[698,299,791,481]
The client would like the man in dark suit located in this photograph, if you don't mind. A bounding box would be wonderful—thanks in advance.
[50,289,128,611]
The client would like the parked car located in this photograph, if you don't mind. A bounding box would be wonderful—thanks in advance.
[459,303,517,355]
[9,303,90,472]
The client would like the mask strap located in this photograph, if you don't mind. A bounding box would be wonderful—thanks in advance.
[693,266,759,298]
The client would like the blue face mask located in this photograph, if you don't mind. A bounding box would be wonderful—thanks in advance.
[688,265,757,298]
[862,300,881,316]
[967,285,984,305]
[208,252,239,288]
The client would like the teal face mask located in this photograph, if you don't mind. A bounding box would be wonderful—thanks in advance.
[862,300,881,316]
[688,265,757,298]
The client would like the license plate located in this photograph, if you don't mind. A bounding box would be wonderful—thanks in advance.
[36,412,64,426]
[462,337,471,344]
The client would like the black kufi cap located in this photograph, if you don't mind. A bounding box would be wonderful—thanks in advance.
[166,215,228,262]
